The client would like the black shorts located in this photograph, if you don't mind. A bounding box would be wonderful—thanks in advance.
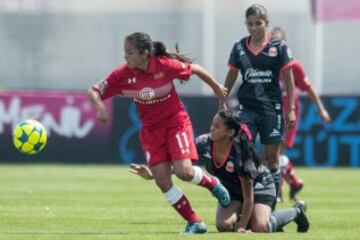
[236,105,285,144]
[229,192,276,209]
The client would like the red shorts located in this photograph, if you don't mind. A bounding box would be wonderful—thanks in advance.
[140,121,198,167]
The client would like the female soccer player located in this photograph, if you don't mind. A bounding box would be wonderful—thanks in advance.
[223,4,296,197]
[88,32,230,234]
[131,111,310,233]
[271,26,331,202]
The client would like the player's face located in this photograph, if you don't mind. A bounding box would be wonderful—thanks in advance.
[246,15,268,40]
[124,40,148,69]
[210,114,232,142]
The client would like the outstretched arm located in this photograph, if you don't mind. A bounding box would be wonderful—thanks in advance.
[306,85,331,123]
[224,68,239,94]
[191,64,228,102]
[88,89,110,125]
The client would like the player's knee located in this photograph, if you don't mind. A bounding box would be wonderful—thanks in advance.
[251,222,269,233]
[154,178,172,192]
[216,220,234,232]
[174,165,194,181]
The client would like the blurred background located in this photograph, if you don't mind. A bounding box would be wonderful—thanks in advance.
[0,0,359,166]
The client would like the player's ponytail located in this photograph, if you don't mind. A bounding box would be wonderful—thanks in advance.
[228,111,262,180]
[152,41,192,63]
[125,32,192,64]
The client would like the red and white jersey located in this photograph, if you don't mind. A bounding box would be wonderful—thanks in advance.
[279,60,312,114]
[92,56,192,128]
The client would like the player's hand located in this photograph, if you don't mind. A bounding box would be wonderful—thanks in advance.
[287,109,296,130]
[237,227,251,233]
[320,109,331,123]
[218,100,228,111]
[97,107,110,125]
[213,84,228,102]
[129,164,154,180]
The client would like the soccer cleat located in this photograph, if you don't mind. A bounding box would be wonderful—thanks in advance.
[290,181,303,200]
[293,200,309,232]
[182,221,207,234]
[211,179,231,208]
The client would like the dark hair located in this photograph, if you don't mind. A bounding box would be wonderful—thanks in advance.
[218,110,241,136]
[245,4,269,22]
[272,26,287,41]
[218,110,261,180]
[125,32,192,63]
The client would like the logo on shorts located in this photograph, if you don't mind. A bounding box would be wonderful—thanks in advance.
[145,151,151,163]
[269,128,280,137]
[226,161,235,173]
[269,47,278,57]
[139,87,155,101]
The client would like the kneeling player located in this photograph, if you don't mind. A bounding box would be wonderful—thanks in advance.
[131,111,310,233]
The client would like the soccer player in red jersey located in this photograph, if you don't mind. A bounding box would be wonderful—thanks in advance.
[271,27,331,202]
[88,32,230,234]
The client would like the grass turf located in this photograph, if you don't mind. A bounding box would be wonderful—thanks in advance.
[0,165,359,240]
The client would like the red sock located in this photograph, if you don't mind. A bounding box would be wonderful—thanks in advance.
[172,195,201,223]
[285,161,302,188]
[199,174,217,191]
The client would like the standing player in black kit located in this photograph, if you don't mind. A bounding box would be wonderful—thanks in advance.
[223,4,296,197]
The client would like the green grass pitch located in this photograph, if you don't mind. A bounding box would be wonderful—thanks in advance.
[0,165,359,240]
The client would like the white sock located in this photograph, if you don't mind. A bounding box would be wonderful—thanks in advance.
[190,166,203,185]
[164,185,183,205]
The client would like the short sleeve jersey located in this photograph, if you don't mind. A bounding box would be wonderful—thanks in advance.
[196,134,275,198]
[92,56,192,128]
[279,60,312,114]
[228,36,293,114]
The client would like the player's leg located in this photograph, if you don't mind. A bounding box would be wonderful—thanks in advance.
[141,126,205,234]
[263,144,282,197]
[280,123,304,200]
[268,200,309,232]
[151,161,205,233]
[215,201,242,232]
[259,112,284,198]
[169,122,230,208]
[250,203,272,232]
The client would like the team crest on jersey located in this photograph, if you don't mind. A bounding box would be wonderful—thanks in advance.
[287,48,293,59]
[269,47,278,57]
[226,161,235,173]
[139,87,155,100]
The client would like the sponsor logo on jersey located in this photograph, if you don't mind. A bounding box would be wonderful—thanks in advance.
[226,161,235,173]
[269,47,278,57]
[128,77,137,84]
[269,128,280,137]
[138,87,155,101]
[244,68,273,83]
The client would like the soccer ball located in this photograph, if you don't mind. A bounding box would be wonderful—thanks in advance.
[13,119,47,155]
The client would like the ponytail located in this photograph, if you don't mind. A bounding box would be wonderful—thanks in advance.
[151,41,192,63]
